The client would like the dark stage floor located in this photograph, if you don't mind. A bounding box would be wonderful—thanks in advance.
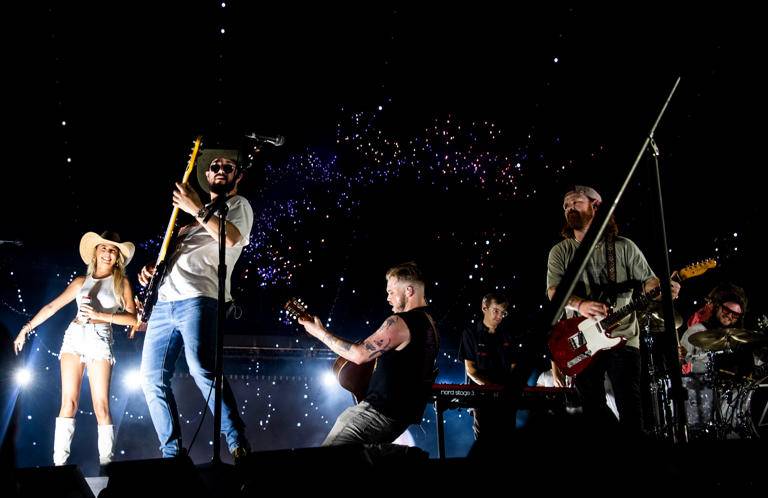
[12,436,768,497]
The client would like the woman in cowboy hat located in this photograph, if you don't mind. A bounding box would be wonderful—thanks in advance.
[13,231,137,467]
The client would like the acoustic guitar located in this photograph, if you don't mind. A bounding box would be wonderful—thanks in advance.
[284,297,374,403]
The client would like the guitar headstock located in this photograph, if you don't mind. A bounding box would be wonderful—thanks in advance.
[284,298,311,321]
[678,258,717,280]
[189,136,202,159]
[191,135,203,155]
[180,136,204,183]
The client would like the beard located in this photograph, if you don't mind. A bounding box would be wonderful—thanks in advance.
[390,295,406,312]
[210,178,237,195]
[566,209,593,231]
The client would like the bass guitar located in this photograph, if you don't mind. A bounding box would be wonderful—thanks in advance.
[130,136,203,337]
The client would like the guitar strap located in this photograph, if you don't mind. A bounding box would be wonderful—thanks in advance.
[582,237,618,308]
[605,236,617,307]
[423,311,440,382]
[424,312,439,348]
[606,236,616,281]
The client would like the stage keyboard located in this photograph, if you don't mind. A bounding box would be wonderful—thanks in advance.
[430,383,580,459]
[430,383,577,409]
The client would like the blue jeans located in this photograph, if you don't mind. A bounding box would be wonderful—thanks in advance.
[140,297,248,457]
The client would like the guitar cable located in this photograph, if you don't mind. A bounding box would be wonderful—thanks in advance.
[186,380,215,457]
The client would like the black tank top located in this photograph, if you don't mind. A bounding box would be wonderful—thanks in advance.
[365,306,439,423]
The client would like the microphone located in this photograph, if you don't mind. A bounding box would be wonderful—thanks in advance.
[0,240,23,247]
[245,133,285,146]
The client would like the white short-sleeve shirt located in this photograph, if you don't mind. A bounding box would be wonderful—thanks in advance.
[158,195,254,303]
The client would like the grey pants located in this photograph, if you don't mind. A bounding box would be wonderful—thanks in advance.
[323,401,409,446]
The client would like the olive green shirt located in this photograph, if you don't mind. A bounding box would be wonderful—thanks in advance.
[547,236,655,348]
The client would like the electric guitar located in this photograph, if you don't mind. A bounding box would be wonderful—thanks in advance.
[130,136,203,338]
[283,298,374,403]
[548,258,717,377]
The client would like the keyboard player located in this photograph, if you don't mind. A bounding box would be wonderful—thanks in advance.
[458,293,531,452]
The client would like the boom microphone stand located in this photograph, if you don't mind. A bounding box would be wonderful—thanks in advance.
[207,133,285,463]
[547,77,687,443]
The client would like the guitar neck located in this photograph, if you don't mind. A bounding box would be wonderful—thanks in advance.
[601,273,684,329]
[156,207,182,264]
[155,137,202,265]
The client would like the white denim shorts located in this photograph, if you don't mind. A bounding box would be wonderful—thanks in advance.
[59,321,115,365]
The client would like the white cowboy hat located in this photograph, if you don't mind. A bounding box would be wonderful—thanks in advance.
[195,148,242,194]
[79,231,135,267]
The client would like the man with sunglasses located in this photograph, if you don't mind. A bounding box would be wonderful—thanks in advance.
[680,283,748,375]
[678,283,751,435]
[137,147,254,462]
[459,292,529,451]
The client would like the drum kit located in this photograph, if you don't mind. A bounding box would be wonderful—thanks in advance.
[640,311,768,441]
[685,327,768,440]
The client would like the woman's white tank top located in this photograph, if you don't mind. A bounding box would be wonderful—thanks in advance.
[76,274,121,314]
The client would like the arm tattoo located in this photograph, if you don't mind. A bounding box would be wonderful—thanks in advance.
[362,338,391,359]
[323,332,352,352]
[359,315,398,358]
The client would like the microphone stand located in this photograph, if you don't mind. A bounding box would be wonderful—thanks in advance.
[647,116,689,444]
[201,194,230,464]
[547,77,687,443]
[205,136,276,461]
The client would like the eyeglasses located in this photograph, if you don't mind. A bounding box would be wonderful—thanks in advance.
[720,304,743,320]
[489,308,509,318]
[209,162,236,174]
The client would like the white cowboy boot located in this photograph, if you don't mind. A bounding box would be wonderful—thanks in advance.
[53,417,76,466]
[97,424,115,465]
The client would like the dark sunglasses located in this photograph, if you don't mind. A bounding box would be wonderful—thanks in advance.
[720,304,743,320]
[209,162,236,174]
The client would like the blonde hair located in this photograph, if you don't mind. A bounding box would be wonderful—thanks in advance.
[385,261,425,287]
[87,247,127,310]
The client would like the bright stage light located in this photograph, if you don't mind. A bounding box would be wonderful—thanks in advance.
[15,368,32,387]
[123,369,143,390]
[321,371,336,388]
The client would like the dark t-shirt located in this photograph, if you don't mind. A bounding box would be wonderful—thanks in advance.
[459,321,525,386]
[365,307,439,423]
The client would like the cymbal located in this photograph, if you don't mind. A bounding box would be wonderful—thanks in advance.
[689,328,766,352]
[651,310,683,329]
[640,309,683,330]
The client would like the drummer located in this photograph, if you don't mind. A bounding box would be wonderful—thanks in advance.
[680,283,748,375]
